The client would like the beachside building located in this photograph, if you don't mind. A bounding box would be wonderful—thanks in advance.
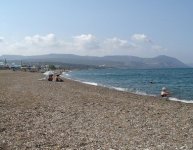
[30,65,40,72]
[0,62,10,70]
[0,62,4,69]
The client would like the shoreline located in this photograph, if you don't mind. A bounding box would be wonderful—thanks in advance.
[1,70,193,149]
[61,72,193,104]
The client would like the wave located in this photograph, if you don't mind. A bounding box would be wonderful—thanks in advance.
[112,87,193,103]
[169,97,193,104]
[111,87,155,96]
[113,86,193,103]
[111,87,128,92]
[82,81,98,86]
[61,71,193,104]
[135,90,149,96]
[61,72,71,79]
[61,72,98,86]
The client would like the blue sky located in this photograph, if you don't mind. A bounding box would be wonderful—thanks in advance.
[0,0,193,63]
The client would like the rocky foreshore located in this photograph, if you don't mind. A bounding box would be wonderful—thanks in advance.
[1,70,193,149]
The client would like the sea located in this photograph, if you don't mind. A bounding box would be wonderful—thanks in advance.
[62,68,193,103]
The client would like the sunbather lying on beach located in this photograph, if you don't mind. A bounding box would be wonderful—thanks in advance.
[48,74,53,81]
[55,74,63,82]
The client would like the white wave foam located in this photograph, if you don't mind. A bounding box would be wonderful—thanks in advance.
[111,87,156,97]
[61,72,71,79]
[60,74,98,86]
[135,90,148,96]
[169,97,193,104]
[62,71,193,104]
[82,81,98,86]
[62,72,69,76]
[112,87,128,92]
[108,86,193,103]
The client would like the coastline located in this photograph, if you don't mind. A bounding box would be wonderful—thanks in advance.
[1,70,193,149]
[62,71,193,104]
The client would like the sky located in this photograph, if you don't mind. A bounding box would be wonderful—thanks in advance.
[0,0,193,63]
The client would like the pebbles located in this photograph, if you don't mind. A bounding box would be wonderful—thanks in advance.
[1,70,193,149]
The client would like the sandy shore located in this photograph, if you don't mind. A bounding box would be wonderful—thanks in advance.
[1,70,193,149]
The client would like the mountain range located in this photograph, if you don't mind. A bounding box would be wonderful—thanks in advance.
[0,54,189,69]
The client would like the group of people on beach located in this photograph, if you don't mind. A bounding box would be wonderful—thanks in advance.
[48,74,63,82]
[47,74,170,97]
[46,71,170,98]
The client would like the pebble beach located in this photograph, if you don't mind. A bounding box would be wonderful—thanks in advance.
[1,70,193,149]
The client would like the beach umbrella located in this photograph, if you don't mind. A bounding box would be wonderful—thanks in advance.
[43,71,54,76]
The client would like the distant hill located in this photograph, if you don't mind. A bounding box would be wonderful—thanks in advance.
[0,54,188,69]
[187,63,193,68]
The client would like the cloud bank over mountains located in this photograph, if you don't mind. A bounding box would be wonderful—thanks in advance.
[0,37,4,43]
[0,33,166,57]
[131,34,152,43]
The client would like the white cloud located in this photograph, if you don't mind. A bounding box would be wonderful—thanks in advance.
[152,45,167,51]
[127,33,168,57]
[131,33,167,51]
[73,34,95,41]
[0,33,167,57]
[73,34,100,50]
[104,37,127,49]
[104,37,136,50]
[24,33,57,46]
[131,34,152,43]
[0,37,4,43]
[0,34,66,55]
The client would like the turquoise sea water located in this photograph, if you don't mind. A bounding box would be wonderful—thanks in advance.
[62,68,193,102]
